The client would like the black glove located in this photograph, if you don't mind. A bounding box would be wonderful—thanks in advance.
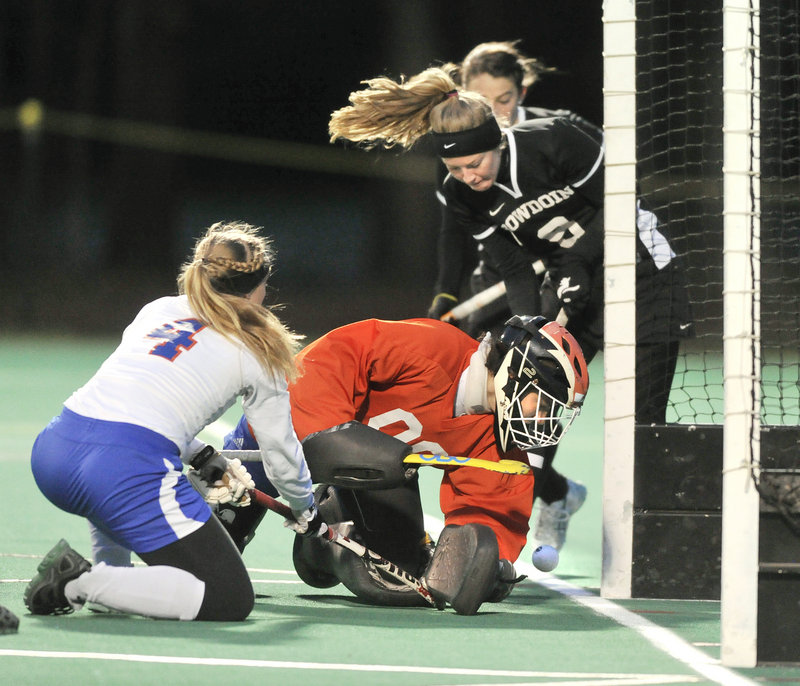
[189,445,227,482]
[555,265,592,320]
[426,292,458,320]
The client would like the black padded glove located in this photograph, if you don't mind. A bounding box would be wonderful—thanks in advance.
[555,265,592,320]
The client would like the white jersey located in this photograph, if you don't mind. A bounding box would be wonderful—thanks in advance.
[65,295,313,511]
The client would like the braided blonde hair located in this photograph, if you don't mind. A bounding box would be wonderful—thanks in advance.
[329,67,494,150]
[178,221,303,381]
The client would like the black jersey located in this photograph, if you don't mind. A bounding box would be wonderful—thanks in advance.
[432,112,693,344]
[439,116,604,317]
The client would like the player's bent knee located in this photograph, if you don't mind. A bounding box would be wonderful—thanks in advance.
[140,516,254,621]
[196,579,254,621]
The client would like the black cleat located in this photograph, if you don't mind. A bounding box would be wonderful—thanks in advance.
[0,605,19,634]
[23,539,91,615]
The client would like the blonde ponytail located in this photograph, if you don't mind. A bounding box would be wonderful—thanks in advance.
[329,67,493,150]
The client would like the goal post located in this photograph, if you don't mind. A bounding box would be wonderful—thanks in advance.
[603,0,799,666]
[601,0,637,599]
[720,0,760,668]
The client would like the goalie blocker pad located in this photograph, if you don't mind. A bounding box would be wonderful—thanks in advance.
[302,421,415,490]
[423,523,500,615]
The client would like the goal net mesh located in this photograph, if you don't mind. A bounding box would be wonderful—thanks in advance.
[635,0,800,531]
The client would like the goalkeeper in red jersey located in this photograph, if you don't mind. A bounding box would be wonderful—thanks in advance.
[224,315,588,614]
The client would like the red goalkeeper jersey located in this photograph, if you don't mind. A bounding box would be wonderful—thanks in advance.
[289,318,533,561]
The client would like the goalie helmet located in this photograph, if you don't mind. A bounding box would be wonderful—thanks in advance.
[487,315,589,452]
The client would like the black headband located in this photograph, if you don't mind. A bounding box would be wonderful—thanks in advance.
[430,117,502,157]
[209,262,270,296]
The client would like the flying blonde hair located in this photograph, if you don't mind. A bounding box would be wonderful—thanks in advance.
[329,67,494,150]
[178,221,303,381]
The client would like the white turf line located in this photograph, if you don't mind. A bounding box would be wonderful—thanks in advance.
[0,650,701,684]
[424,521,758,686]
[204,422,755,685]
[0,546,755,682]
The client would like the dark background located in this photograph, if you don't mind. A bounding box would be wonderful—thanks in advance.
[0,0,603,338]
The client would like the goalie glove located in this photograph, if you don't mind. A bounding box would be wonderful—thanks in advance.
[187,446,255,508]
[284,503,328,538]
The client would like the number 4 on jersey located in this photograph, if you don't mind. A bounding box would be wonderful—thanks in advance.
[147,318,205,361]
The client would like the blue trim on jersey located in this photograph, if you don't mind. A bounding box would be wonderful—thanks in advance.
[223,415,278,497]
[31,407,210,553]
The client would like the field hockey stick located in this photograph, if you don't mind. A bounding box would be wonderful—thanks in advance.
[223,450,532,475]
[402,453,531,474]
[441,259,546,323]
[248,488,444,609]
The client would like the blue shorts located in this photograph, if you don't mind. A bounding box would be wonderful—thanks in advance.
[31,407,210,554]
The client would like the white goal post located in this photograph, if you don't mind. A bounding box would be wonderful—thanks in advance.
[720,0,760,668]
[601,0,637,600]
[602,0,763,667]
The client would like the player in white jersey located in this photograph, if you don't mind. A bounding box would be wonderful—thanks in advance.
[24,221,321,621]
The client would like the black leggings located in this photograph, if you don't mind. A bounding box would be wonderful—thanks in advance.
[139,515,254,621]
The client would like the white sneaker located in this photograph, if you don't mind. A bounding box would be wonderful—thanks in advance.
[533,480,587,551]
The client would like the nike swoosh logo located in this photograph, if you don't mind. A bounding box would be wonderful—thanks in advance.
[443,143,456,149]
[489,203,505,216]
[679,322,692,330]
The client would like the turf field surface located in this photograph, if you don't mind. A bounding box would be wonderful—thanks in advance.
[2,335,799,686]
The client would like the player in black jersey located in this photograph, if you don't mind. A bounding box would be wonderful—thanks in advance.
[424,42,608,549]
[328,60,693,551]
[430,41,603,341]
[423,42,692,426]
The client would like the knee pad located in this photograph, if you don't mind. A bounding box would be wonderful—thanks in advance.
[302,421,415,489]
[423,523,500,615]
[344,478,426,570]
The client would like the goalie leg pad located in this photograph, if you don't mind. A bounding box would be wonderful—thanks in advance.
[292,485,349,589]
[345,477,427,574]
[330,522,430,607]
[423,523,500,616]
[302,421,414,490]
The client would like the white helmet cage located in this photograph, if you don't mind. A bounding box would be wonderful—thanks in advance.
[488,315,587,452]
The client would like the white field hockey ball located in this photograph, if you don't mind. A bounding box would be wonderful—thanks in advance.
[532,544,559,572]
